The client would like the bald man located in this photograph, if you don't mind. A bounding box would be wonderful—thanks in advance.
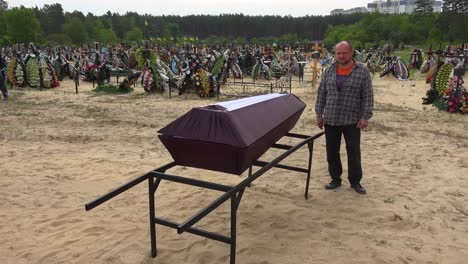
[315,41,374,194]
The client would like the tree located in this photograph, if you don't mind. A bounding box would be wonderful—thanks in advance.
[98,28,118,45]
[0,0,7,12]
[279,33,300,45]
[115,14,136,39]
[1,6,465,46]
[353,40,363,51]
[84,14,99,40]
[164,22,180,42]
[67,10,85,21]
[0,14,7,45]
[46,34,71,45]
[87,19,106,42]
[5,7,41,44]
[437,8,468,42]
[442,0,468,14]
[38,3,65,35]
[124,27,143,44]
[83,18,118,45]
[62,17,88,45]
[0,0,7,43]
[414,0,434,14]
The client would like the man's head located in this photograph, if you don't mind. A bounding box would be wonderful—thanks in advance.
[335,41,354,66]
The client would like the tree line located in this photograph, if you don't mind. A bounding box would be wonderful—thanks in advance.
[325,0,467,50]
[0,0,466,48]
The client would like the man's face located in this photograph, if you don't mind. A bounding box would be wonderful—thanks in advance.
[335,44,353,65]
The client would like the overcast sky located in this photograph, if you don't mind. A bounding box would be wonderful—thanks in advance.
[10,0,371,17]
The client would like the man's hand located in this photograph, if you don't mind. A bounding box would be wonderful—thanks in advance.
[317,117,324,130]
[357,119,368,129]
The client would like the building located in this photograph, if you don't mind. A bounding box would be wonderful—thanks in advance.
[367,0,443,14]
[330,7,369,15]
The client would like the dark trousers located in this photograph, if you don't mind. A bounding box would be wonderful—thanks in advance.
[324,124,362,185]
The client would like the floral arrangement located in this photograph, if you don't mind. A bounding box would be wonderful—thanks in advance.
[140,66,163,93]
[141,66,154,93]
[135,48,158,68]
[156,59,174,79]
[251,62,260,80]
[15,62,25,87]
[262,63,272,80]
[6,57,18,86]
[270,58,283,79]
[394,57,409,80]
[379,57,409,80]
[197,69,211,98]
[426,74,467,114]
[26,56,40,88]
[40,57,52,88]
[459,93,468,114]
[194,70,202,92]
[47,59,60,88]
[231,63,242,79]
[211,56,224,77]
[425,64,437,83]
[170,59,180,75]
[446,76,467,114]
[152,68,164,93]
[434,63,453,95]
[82,63,98,82]
[127,52,137,68]
[420,58,436,74]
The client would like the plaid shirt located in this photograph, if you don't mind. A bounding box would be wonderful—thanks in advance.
[315,60,374,126]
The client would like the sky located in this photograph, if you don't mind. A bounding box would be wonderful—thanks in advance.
[10,0,371,17]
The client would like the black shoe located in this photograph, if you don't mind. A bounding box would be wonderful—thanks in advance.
[351,183,366,194]
[325,180,341,190]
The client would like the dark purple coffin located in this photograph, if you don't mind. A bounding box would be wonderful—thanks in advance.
[158,93,306,175]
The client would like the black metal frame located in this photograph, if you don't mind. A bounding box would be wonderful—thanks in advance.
[85,131,324,264]
[223,75,293,96]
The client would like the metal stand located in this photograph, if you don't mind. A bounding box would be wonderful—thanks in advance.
[85,131,324,263]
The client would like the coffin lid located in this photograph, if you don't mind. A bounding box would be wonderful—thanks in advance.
[158,93,306,148]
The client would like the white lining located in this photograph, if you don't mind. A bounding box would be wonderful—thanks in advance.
[216,93,286,111]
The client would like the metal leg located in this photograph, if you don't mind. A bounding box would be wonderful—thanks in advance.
[305,141,314,200]
[148,176,157,257]
[230,195,237,264]
[85,134,325,262]
[247,166,252,188]
[230,188,245,264]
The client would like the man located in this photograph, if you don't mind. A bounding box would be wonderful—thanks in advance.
[315,41,374,194]
[0,54,8,100]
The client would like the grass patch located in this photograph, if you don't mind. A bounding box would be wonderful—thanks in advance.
[130,92,147,98]
[393,46,415,63]
[93,84,133,94]
[5,112,25,117]
[375,102,416,113]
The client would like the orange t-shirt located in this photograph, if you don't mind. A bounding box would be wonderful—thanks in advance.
[336,62,355,91]
[337,62,355,76]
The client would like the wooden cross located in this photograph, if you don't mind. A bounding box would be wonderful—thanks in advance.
[311,42,322,89]
[312,42,322,53]
[283,47,294,75]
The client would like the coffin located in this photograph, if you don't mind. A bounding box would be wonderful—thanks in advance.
[158,93,306,175]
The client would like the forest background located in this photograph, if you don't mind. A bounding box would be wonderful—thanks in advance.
[0,0,466,50]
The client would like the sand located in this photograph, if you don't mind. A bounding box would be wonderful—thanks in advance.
[1,71,468,264]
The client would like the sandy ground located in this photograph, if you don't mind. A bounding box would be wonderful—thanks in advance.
[1,70,468,264]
